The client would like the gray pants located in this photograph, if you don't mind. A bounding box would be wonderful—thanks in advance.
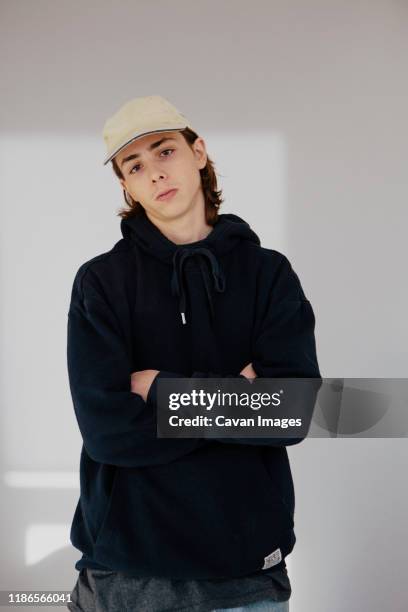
[67,568,290,612]
[67,569,121,612]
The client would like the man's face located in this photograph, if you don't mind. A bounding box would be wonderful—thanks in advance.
[115,131,207,220]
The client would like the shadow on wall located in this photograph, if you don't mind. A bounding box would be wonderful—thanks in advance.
[1,477,81,595]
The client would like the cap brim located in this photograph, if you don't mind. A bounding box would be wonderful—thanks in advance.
[103,126,189,166]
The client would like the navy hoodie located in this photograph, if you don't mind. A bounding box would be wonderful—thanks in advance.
[67,206,321,579]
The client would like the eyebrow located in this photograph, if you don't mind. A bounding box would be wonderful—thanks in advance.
[120,136,178,169]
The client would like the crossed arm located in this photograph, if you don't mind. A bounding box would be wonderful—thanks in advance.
[130,362,257,401]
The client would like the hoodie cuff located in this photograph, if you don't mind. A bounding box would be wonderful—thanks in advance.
[146,370,185,407]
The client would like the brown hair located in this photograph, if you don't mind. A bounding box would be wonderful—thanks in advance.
[111,127,224,224]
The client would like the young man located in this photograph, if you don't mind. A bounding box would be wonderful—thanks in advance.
[67,95,321,612]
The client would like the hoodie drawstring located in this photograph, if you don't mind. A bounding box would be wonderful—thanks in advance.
[170,247,226,325]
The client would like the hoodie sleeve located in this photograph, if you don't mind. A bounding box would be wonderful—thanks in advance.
[251,253,321,380]
[149,254,322,447]
[225,253,322,446]
[67,266,210,468]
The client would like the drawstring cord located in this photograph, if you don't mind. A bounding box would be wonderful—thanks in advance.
[170,247,226,325]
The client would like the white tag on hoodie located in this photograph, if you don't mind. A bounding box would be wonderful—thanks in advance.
[262,547,282,569]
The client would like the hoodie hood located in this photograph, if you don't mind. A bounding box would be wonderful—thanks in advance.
[120,208,260,326]
[120,207,260,263]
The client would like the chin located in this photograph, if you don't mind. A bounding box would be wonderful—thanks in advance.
[159,200,190,216]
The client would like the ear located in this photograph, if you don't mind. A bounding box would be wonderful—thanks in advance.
[193,137,208,170]
[119,178,127,191]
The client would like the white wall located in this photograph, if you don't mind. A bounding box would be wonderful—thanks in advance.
[1,1,407,610]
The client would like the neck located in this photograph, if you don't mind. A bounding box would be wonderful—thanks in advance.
[146,201,214,246]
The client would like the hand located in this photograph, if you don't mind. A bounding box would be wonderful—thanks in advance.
[240,362,257,380]
[130,369,160,402]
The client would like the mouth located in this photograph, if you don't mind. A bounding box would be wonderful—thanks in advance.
[156,188,178,201]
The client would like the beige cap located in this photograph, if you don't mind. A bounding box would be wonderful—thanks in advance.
[102,94,193,166]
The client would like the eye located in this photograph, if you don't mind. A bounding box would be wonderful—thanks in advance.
[129,148,174,175]
[161,148,174,157]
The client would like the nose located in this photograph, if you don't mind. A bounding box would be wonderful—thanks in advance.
[152,174,166,182]
[150,165,167,183]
